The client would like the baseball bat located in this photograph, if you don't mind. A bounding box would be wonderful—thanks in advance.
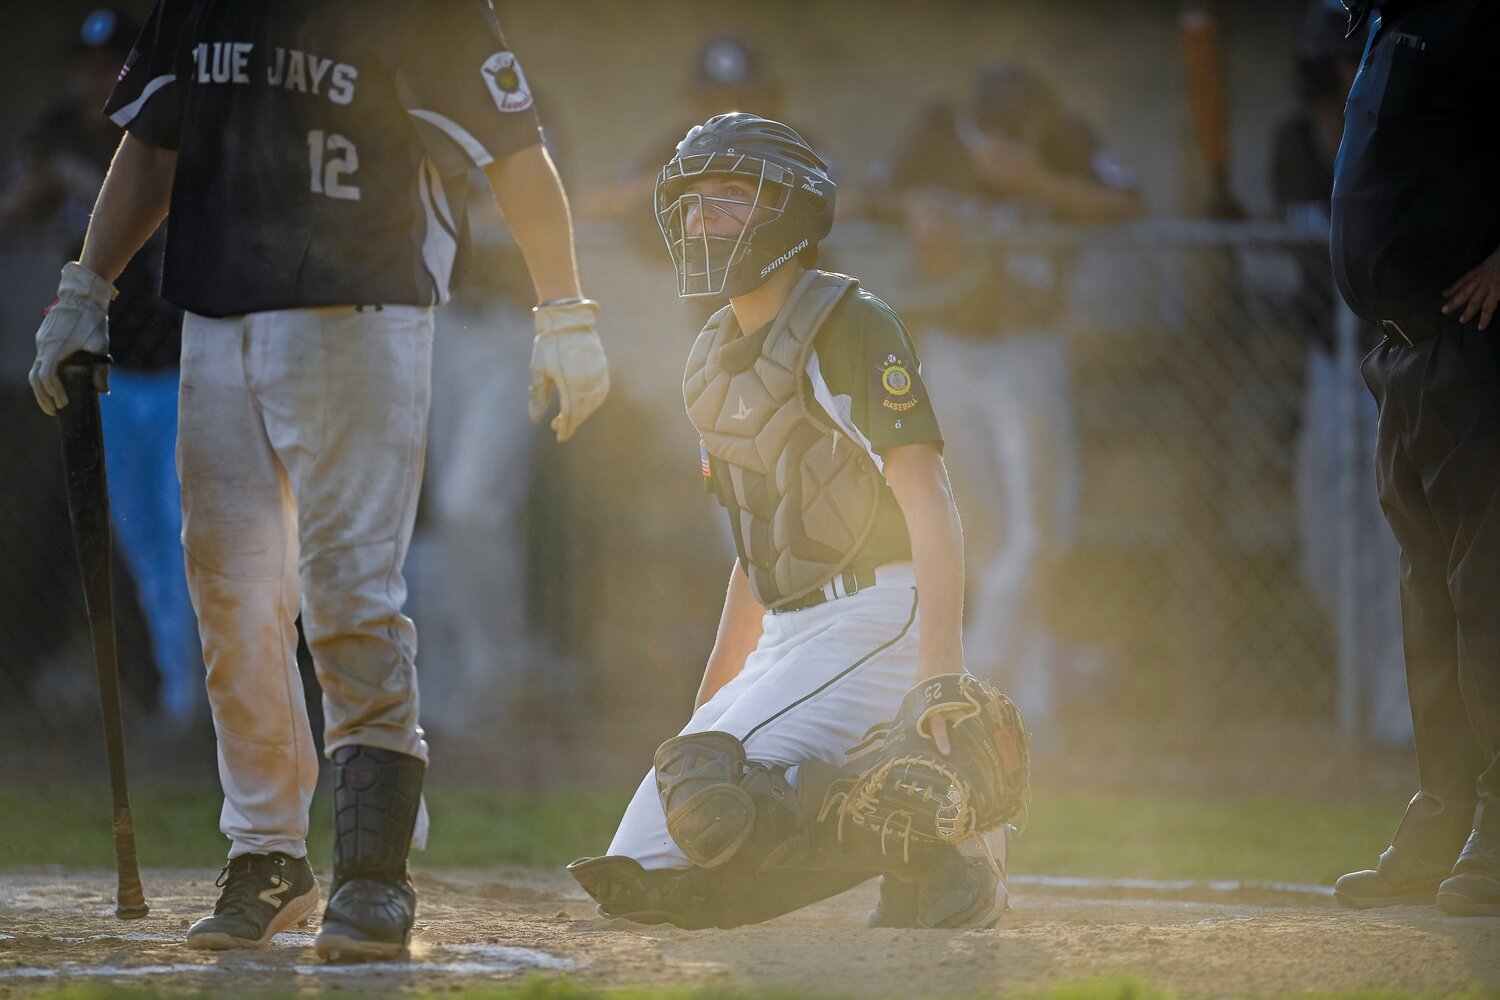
[1179,6,1246,220]
[57,353,149,920]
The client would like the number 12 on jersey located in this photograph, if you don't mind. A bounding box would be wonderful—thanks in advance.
[307,130,360,201]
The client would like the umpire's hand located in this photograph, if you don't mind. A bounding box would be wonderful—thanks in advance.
[30,262,115,416]
[529,298,609,443]
[1442,244,1500,332]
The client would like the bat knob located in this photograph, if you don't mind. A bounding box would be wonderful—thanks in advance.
[115,903,150,920]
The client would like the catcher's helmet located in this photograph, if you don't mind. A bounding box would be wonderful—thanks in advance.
[655,113,835,299]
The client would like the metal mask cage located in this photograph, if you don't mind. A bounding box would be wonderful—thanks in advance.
[655,153,794,298]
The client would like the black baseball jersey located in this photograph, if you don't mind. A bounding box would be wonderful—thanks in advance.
[106,0,544,317]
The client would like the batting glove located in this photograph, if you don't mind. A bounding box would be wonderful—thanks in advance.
[529,298,609,443]
[30,261,115,416]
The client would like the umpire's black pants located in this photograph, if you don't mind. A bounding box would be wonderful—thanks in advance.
[1363,325,1500,859]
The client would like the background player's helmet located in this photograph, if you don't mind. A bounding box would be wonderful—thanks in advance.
[655,113,836,299]
[971,63,1058,142]
[692,35,775,108]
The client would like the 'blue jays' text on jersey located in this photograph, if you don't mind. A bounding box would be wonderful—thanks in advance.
[106,0,544,317]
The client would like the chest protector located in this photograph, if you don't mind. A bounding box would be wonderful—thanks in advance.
[683,270,884,610]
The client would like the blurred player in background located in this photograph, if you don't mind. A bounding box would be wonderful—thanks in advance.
[867,63,1144,725]
[578,34,784,240]
[2,7,199,724]
[569,113,1006,931]
[1331,0,1500,916]
[415,110,574,739]
[28,0,608,960]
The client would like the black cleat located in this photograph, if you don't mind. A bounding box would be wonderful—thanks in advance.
[916,851,1006,929]
[186,853,319,950]
[870,827,1012,929]
[568,855,719,928]
[315,877,417,960]
[1436,831,1500,917]
[1335,845,1453,909]
[867,874,918,928]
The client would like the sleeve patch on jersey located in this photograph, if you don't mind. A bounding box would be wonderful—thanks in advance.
[874,354,924,414]
[700,439,712,478]
[881,363,912,397]
[482,51,534,113]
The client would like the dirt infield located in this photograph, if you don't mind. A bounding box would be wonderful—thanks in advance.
[2,868,1498,997]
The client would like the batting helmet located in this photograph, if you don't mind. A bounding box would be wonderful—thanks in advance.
[655,113,835,299]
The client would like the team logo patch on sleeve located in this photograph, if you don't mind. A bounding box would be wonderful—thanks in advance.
[700,439,712,478]
[874,354,923,414]
[482,51,534,113]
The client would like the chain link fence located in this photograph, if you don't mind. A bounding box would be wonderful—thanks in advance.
[0,221,1398,769]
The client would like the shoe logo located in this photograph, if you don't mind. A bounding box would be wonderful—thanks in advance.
[259,876,290,908]
[731,396,754,421]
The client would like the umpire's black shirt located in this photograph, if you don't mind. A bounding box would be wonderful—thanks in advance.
[1330,0,1500,323]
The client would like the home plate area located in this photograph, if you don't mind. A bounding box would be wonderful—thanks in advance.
[2,868,1497,997]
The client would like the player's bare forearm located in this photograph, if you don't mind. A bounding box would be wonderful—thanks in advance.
[78,135,176,284]
[695,560,765,709]
[1029,169,1146,224]
[484,143,583,305]
[883,443,965,681]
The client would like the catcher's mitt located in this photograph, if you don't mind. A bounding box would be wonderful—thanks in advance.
[830,673,1029,857]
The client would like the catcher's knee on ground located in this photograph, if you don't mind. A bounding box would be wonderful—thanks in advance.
[653,731,808,870]
[652,735,964,882]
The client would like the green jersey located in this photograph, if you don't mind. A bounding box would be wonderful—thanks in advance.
[702,284,943,570]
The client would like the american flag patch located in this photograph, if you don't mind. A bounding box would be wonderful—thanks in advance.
[700,439,711,478]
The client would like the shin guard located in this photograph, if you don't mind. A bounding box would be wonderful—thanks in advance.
[315,745,425,961]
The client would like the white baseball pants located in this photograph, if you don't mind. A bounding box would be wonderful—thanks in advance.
[607,563,922,869]
[178,305,433,860]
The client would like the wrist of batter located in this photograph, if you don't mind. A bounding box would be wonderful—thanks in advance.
[58,261,118,307]
[533,298,600,338]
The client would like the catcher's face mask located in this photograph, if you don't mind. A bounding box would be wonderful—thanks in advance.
[655,154,795,299]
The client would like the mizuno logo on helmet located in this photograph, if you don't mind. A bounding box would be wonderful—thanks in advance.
[760,239,810,278]
[801,178,823,194]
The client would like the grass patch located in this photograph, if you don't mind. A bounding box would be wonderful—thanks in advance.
[0,784,631,871]
[1016,792,1399,885]
[1,781,1397,886]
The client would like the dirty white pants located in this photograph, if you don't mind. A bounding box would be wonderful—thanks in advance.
[178,306,433,860]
